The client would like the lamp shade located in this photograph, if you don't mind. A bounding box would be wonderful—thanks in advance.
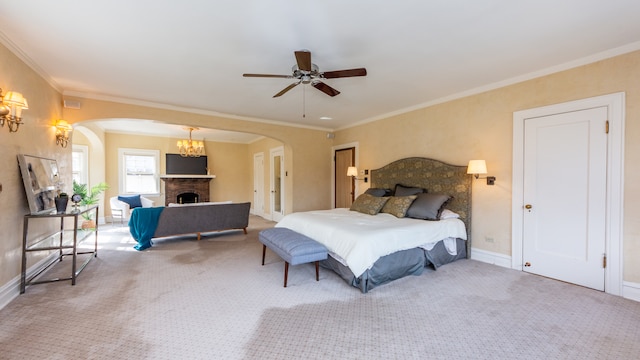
[3,91,25,106]
[467,160,487,175]
[347,166,358,177]
[56,120,72,131]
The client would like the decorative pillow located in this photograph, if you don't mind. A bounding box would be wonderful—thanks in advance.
[350,194,390,215]
[381,195,417,218]
[394,184,426,197]
[118,194,143,209]
[364,188,392,197]
[406,193,452,220]
[439,209,460,220]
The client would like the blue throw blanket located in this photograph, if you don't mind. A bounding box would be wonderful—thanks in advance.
[128,207,165,251]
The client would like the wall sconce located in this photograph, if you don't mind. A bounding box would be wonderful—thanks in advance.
[55,120,73,148]
[347,166,368,183]
[0,88,29,132]
[467,159,496,185]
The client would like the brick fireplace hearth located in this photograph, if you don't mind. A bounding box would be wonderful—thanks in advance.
[160,175,215,206]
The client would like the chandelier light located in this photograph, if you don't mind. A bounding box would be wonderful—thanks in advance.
[177,127,205,157]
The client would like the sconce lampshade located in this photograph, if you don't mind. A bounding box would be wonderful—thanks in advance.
[56,119,72,131]
[467,160,487,175]
[347,166,358,177]
[3,91,27,107]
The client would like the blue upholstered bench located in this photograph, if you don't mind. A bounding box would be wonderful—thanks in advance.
[259,227,328,287]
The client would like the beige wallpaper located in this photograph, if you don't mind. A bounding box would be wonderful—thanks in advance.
[0,43,67,286]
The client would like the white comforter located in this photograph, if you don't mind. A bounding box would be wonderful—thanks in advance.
[275,208,467,277]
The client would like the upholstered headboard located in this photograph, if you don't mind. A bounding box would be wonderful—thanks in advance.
[370,157,472,254]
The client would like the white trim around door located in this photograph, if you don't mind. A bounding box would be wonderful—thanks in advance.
[512,92,625,296]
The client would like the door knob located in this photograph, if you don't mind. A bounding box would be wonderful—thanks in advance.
[525,204,532,209]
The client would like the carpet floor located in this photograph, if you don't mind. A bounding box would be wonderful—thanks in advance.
[1,215,639,359]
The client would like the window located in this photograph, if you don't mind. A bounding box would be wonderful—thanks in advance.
[118,148,160,195]
[71,144,89,186]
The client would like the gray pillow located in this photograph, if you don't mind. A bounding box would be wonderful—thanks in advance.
[364,188,391,197]
[406,193,452,220]
[394,184,425,197]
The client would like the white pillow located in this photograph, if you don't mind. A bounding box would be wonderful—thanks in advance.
[439,209,460,219]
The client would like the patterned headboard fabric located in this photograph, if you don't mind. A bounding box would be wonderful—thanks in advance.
[370,157,472,250]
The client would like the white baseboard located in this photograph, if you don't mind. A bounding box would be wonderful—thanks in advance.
[470,247,512,268]
[622,281,640,303]
[0,253,59,310]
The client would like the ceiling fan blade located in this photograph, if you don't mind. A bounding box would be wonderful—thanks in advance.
[273,81,301,98]
[243,73,293,78]
[295,50,312,71]
[322,68,367,79]
[312,81,341,97]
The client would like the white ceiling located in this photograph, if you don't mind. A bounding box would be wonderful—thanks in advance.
[1,1,640,142]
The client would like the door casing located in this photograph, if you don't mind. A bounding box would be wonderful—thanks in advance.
[512,92,625,296]
[331,142,359,208]
[270,146,284,222]
[253,152,265,217]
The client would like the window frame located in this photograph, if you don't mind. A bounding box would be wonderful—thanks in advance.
[118,148,161,196]
[71,144,89,188]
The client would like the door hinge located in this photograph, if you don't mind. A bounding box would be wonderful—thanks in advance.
[606,120,609,134]
[603,254,607,269]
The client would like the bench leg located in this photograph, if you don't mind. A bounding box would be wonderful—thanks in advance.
[315,261,320,281]
[261,245,266,266]
[284,262,289,287]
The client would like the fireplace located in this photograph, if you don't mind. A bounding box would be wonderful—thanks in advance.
[177,192,199,204]
[160,175,215,206]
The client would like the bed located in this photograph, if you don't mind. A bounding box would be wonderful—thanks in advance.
[276,157,472,293]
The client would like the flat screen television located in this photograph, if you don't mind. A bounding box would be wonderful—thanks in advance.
[166,154,208,175]
[17,154,60,214]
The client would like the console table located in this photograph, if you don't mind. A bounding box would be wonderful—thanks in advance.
[21,205,99,293]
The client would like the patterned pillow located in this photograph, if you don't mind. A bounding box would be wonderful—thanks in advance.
[350,194,390,215]
[381,195,417,218]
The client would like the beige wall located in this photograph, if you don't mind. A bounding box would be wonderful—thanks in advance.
[334,50,640,282]
[101,131,252,209]
[0,43,67,286]
[62,99,332,214]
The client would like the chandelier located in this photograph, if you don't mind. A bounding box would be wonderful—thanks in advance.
[177,127,205,157]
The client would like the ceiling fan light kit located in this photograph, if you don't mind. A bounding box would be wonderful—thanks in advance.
[243,50,367,98]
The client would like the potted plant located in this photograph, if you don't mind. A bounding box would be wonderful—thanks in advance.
[72,180,109,229]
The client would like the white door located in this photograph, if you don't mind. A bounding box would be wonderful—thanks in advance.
[522,107,607,291]
[270,147,284,222]
[253,152,265,217]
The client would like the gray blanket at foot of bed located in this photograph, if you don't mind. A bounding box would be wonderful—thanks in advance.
[320,238,467,293]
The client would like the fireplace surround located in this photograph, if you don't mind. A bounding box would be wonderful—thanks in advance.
[160,175,215,206]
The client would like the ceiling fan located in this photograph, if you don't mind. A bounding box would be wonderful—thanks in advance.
[243,50,367,98]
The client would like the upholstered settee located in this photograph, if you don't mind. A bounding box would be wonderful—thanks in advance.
[155,201,251,239]
[110,195,154,223]
[129,202,252,250]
